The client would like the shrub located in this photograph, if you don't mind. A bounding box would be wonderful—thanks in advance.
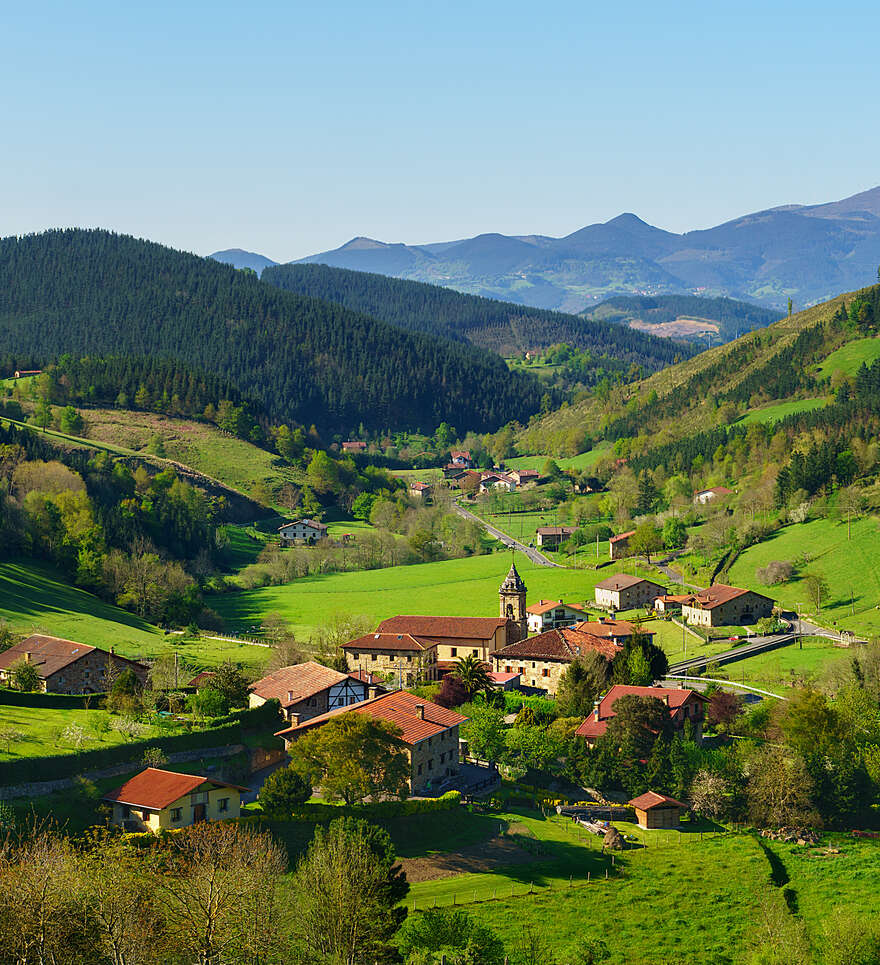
[259,766,312,818]
[756,560,793,585]
[186,687,229,718]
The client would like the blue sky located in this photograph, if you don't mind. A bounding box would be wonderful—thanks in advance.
[3,0,879,260]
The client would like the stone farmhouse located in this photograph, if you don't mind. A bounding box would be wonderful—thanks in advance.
[0,635,148,694]
[248,661,375,724]
[693,486,733,506]
[594,574,666,612]
[609,530,635,560]
[526,600,590,634]
[278,518,328,546]
[343,632,440,686]
[653,593,693,614]
[275,689,467,795]
[535,525,578,549]
[508,468,540,486]
[104,768,246,832]
[490,626,621,694]
[680,584,774,627]
[409,481,432,500]
[575,684,709,744]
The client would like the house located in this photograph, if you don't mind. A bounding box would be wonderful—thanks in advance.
[490,626,622,694]
[628,791,688,829]
[277,518,328,546]
[188,670,217,689]
[680,584,773,627]
[653,594,692,614]
[342,441,368,453]
[508,468,540,487]
[0,635,148,695]
[275,690,467,794]
[376,614,517,666]
[479,472,517,493]
[487,671,521,690]
[526,600,590,634]
[14,369,41,379]
[571,618,655,647]
[609,530,635,560]
[450,450,473,469]
[409,481,433,501]
[342,633,440,686]
[103,768,246,832]
[575,684,709,744]
[693,486,734,506]
[249,661,372,724]
[535,526,578,549]
[594,575,666,612]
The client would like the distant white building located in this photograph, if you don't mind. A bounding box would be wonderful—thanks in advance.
[526,600,590,633]
[278,519,328,546]
[694,486,733,506]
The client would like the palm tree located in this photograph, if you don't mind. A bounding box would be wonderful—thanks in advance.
[451,653,493,700]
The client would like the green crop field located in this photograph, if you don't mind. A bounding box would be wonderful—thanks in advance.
[212,552,674,639]
[0,704,181,761]
[814,336,880,379]
[736,397,827,426]
[728,515,880,638]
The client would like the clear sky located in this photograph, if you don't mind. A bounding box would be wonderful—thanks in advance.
[3,0,879,261]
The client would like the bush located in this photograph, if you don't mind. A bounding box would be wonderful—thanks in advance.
[259,767,312,818]
[186,687,230,718]
[756,560,794,585]
[277,790,462,823]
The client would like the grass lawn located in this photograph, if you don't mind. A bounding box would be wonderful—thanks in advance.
[814,336,880,379]
[506,442,612,472]
[211,553,676,639]
[723,636,851,690]
[728,515,880,638]
[0,704,180,761]
[736,397,827,426]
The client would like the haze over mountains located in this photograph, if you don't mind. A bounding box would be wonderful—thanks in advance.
[211,186,880,313]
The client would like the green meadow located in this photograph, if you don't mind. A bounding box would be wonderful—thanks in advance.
[728,514,880,637]
[724,636,850,690]
[506,442,612,471]
[814,335,880,379]
[736,397,827,426]
[211,552,668,639]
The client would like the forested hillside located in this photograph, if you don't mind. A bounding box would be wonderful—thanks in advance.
[0,230,546,435]
[585,294,782,343]
[263,263,692,373]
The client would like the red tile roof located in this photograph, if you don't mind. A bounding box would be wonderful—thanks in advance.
[102,768,247,810]
[681,584,771,610]
[609,530,636,543]
[695,486,733,498]
[275,689,467,745]
[595,574,663,591]
[188,670,217,688]
[527,599,588,616]
[376,615,509,641]
[536,526,578,536]
[629,791,688,811]
[0,634,146,679]
[347,670,386,687]
[249,661,351,707]
[571,619,647,639]
[342,632,437,653]
[491,627,621,663]
[575,685,709,739]
[277,518,327,532]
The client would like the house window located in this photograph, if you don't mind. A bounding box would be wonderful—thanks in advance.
[531,662,536,669]
[451,647,457,657]
[371,654,377,661]
[518,666,525,675]
[353,653,359,660]
[142,809,150,821]
[171,808,182,823]
[218,798,229,813]
[407,655,412,663]
[440,752,445,763]
[542,668,549,677]
[505,665,512,673]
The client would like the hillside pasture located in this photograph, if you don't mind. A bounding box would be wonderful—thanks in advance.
[728,515,880,638]
[724,636,851,690]
[814,336,880,380]
[506,442,612,471]
[736,397,827,426]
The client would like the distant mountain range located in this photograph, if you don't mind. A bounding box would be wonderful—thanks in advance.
[211,186,880,312]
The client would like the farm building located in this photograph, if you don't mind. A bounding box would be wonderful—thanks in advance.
[628,791,689,829]
[479,472,517,493]
[526,600,590,634]
[342,632,440,686]
[653,594,692,614]
[275,689,467,794]
[449,450,473,468]
[680,584,774,627]
[277,518,328,546]
[409,481,433,500]
[576,684,709,744]
[508,468,540,486]
[0,635,148,695]
[490,626,621,694]
[103,768,246,832]
[535,526,578,549]
[594,575,666,612]
[342,441,368,453]
[249,661,373,724]
[609,530,635,560]
[693,486,733,506]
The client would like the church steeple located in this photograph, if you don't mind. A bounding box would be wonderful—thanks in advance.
[499,559,528,643]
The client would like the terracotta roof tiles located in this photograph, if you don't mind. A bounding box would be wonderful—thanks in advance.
[102,768,247,810]
[249,662,351,707]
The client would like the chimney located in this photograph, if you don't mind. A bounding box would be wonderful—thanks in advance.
[663,694,669,705]
[415,704,425,720]
[287,690,294,702]
[368,686,379,700]
[290,712,302,726]
[24,652,31,664]
[592,699,601,722]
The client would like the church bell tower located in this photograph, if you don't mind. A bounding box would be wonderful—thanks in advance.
[499,559,528,644]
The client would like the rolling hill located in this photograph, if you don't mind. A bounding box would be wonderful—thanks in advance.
[287,186,880,313]
[261,262,692,369]
[0,229,546,435]
[208,248,278,274]
[584,294,783,344]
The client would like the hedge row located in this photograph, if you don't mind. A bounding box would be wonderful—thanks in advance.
[275,790,463,824]
[0,688,109,709]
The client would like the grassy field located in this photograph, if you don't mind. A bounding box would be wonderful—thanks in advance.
[506,442,612,471]
[0,704,180,761]
[736,396,827,426]
[212,552,675,639]
[814,336,880,379]
[723,636,851,690]
[728,515,880,638]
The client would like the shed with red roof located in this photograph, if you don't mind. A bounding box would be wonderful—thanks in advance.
[628,791,689,829]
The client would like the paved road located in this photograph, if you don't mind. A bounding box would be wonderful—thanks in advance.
[667,631,799,674]
[452,503,563,567]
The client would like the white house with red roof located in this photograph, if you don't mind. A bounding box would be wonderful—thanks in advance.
[275,690,467,794]
[575,684,709,744]
[609,530,635,560]
[526,599,590,634]
[694,486,734,506]
[103,768,247,832]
